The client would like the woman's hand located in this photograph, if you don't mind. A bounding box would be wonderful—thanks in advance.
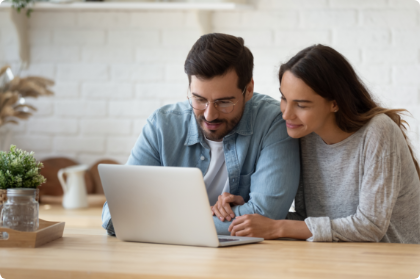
[228,214,281,239]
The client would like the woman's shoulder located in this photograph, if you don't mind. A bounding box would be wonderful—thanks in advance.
[362,113,407,157]
[366,113,398,129]
[363,114,402,140]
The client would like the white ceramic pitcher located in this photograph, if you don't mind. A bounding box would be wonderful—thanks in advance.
[58,165,89,209]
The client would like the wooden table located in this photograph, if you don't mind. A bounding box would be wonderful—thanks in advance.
[38,204,104,234]
[1,205,420,279]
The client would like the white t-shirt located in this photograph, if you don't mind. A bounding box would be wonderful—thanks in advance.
[203,138,230,206]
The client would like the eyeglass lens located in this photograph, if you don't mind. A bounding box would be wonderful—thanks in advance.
[189,97,235,114]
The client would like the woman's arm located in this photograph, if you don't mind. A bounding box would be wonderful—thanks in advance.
[229,153,403,241]
[305,154,401,242]
[228,214,312,240]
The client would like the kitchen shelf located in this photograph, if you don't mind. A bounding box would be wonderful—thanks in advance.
[0,1,253,69]
[0,2,253,11]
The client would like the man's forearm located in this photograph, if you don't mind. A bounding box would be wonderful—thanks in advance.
[213,215,232,235]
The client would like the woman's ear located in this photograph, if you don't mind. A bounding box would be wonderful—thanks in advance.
[245,78,254,102]
[331,100,339,113]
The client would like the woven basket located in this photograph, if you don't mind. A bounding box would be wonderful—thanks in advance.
[0,189,39,206]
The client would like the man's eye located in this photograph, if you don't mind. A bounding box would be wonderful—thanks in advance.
[280,96,286,101]
[297,104,307,108]
[218,101,232,105]
[194,98,207,103]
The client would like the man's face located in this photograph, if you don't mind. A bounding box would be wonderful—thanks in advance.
[189,70,254,141]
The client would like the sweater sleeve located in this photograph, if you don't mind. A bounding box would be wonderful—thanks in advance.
[305,154,401,242]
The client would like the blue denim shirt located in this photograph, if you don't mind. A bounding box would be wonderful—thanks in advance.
[102,93,300,235]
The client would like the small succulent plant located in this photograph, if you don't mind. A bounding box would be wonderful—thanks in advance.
[0,145,46,189]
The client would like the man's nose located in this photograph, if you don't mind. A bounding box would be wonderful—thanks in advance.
[204,102,219,122]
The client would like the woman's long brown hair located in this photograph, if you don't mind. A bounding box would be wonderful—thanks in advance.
[279,44,420,179]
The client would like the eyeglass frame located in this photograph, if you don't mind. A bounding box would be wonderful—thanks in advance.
[187,86,248,114]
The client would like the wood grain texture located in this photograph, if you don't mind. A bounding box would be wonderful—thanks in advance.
[40,194,106,207]
[0,233,419,279]
[0,219,65,248]
[39,204,103,229]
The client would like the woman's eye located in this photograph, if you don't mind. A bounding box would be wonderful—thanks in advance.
[297,104,307,108]
[280,96,286,101]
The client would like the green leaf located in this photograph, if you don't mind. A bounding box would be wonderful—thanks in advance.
[0,145,46,189]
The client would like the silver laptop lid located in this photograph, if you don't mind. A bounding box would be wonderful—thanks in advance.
[99,164,220,247]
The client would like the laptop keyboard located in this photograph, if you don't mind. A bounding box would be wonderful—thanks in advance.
[218,238,241,242]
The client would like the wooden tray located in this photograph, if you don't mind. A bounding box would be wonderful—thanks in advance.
[0,219,65,248]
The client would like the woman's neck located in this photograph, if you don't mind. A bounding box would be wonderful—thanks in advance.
[316,120,355,145]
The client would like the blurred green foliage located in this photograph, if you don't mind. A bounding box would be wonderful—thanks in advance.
[11,0,34,17]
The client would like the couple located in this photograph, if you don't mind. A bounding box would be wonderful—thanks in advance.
[102,33,420,244]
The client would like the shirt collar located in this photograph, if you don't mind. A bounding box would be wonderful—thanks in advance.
[184,95,254,147]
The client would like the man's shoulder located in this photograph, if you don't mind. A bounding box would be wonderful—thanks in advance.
[251,92,280,107]
[249,93,283,122]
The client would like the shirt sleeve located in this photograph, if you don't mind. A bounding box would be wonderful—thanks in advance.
[305,154,401,242]
[215,114,301,235]
[101,201,116,236]
[126,115,162,166]
[101,116,162,235]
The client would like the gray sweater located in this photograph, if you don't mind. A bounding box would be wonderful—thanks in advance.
[287,114,420,243]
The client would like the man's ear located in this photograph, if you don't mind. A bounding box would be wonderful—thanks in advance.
[245,78,254,102]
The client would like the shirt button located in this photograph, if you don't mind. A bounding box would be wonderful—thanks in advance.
[200,156,205,161]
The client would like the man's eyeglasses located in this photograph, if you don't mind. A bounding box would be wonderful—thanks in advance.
[187,86,247,114]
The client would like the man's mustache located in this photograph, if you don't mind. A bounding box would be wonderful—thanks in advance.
[198,116,224,124]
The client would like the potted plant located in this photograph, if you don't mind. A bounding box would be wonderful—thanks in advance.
[0,145,46,208]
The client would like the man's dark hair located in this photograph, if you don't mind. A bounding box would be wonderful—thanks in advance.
[184,33,254,90]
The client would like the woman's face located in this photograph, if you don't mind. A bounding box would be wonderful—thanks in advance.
[280,70,338,139]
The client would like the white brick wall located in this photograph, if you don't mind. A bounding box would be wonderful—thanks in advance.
[1,0,420,165]
[81,119,132,136]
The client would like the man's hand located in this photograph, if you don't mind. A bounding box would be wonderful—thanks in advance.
[211,193,244,222]
[228,214,280,239]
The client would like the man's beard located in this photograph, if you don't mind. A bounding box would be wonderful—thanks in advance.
[195,105,245,141]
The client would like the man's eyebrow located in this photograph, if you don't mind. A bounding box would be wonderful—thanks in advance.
[279,90,313,103]
[191,92,236,101]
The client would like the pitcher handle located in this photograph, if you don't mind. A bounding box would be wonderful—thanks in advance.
[57,169,68,194]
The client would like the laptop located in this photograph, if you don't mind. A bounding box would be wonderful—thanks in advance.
[98,164,264,247]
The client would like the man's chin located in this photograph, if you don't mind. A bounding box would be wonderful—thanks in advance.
[203,130,224,141]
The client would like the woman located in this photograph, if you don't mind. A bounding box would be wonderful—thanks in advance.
[228,45,420,243]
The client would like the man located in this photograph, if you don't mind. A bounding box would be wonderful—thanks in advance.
[102,33,300,235]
